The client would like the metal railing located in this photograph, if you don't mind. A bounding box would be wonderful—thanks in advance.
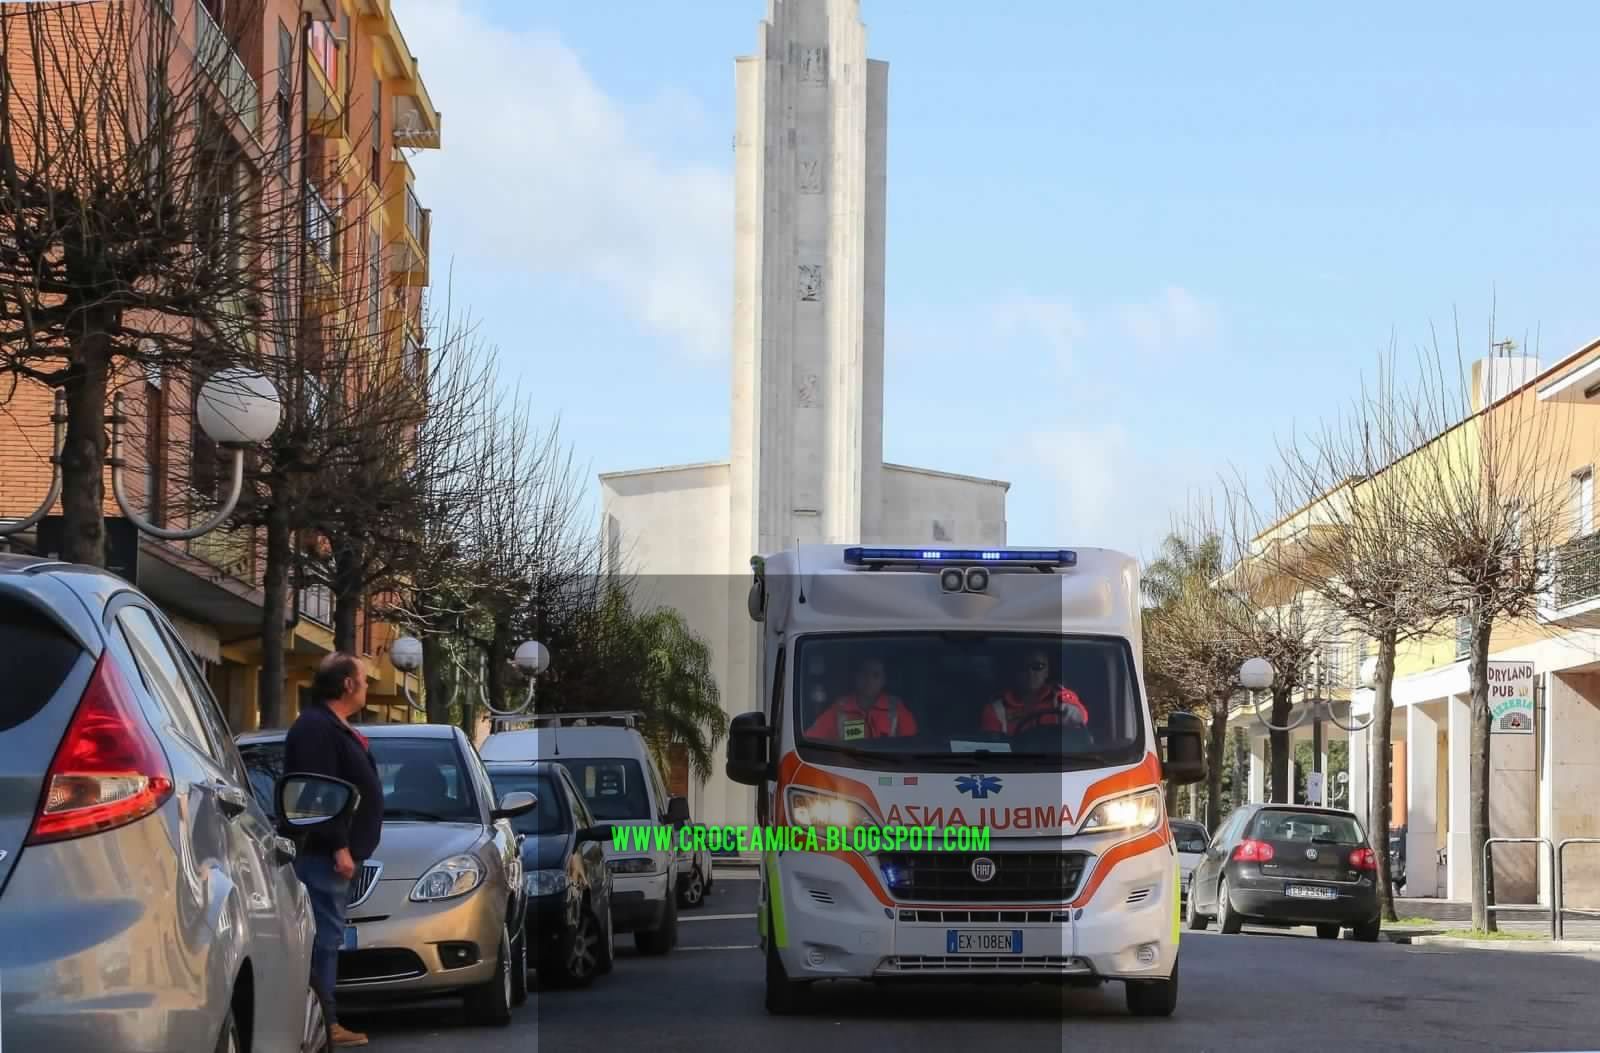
[404,187,425,246]
[1484,837,1555,938]
[299,584,333,628]
[1555,838,1600,941]
[1552,531,1600,609]
[195,2,260,135]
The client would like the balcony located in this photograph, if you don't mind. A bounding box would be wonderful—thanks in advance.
[403,332,426,384]
[305,21,343,137]
[390,185,429,286]
[299,584,334,629]
[1540,531,1600,628]
[196,1,260,136]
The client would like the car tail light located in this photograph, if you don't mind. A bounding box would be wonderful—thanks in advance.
[1350,847,1377,870]
[25,652,174,846]
[1233,839,1275,863]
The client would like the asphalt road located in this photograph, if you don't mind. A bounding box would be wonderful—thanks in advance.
[347,867,1600,1052]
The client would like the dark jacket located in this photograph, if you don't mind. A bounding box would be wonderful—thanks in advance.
[284,702,384,861]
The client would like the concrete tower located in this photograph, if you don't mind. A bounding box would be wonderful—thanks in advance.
[728,0,887,570]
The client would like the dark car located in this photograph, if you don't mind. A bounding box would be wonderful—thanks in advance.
[484,760,615,988]
[0,555,341,1051]
[1184,803,1381,941]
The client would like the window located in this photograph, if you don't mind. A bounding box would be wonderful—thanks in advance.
[1571,468,1593,539]
[117,606,223,763]
[487,771,567,836]
[0,598,85,733]
[1455,615,1472,660]
[1170,820,1210,853]
[564,757,653,821]
[368,230,382,336]
[370,75,381,185]
[1248,808,1365,846]
[277,22,293,173]
[144,374,166,527]
[563,771,596,828]
[371,737,479,822]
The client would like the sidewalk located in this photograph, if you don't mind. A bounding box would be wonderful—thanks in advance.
[1396,896,1600,940]
[1387,896,1600,953]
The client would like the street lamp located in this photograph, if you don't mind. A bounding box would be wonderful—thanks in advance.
[0,368,283,542]
[391,633,552,722]
[1239,655,1309,733]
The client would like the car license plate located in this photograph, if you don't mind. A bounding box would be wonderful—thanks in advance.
[947,929,1022,954]
[343,926,358,950]
[1285,885,1337,900]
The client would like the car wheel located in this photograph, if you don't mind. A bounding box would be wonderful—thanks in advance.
[1217,877,1243,935]
[464,925,514,1027]
[679,867,706,909]
[596,906,615,975]
[1352,917,1382,943]
[1316,924,1341,940]
[510,925,529,1006]
[1125,955,1179,1017]
[634,891,678,955]
[1185,886,1208,931]
[300,984,332,1053]
[764,920,809,1015]
[214,1007,242,1053]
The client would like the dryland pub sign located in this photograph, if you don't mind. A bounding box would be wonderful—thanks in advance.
[1487,661,1535,735]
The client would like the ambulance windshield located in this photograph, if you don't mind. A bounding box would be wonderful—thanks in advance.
[791,633,1144,771]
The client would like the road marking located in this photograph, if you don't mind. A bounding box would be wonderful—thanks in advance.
[680,944,759,951]
[682,913,758,922]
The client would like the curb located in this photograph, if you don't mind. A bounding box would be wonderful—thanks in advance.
[1385,932,1600,954]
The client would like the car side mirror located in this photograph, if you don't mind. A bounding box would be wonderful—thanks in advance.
[726,711,772,786]
[276,772,359,831]
[666,795,691,828]
[492,791,537,820]
[577,824,615,844]
[1158,712,1206,786]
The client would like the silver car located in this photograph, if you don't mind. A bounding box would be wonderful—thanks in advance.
[0,554,340,1051]
[239,724,533,1025]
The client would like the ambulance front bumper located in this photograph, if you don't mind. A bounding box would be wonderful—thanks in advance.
[766,841,1178,983]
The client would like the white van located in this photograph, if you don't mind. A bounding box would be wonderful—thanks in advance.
[726,545,1208,1016]
[481,712,687,954]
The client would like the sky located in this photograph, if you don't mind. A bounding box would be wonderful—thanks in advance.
[389,0,1600,564]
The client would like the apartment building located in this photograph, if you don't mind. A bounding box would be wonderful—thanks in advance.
[0,0,441,730]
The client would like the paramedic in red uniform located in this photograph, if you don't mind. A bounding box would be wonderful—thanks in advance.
[804,657,918,741]
[980,647,1089,735]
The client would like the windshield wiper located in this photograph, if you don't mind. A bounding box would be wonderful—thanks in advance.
[806,743,910,766]
[384,808,452,822]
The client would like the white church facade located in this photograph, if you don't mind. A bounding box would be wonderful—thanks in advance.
[599,0,1009,827]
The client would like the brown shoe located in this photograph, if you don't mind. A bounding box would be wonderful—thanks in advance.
[330,1023,369,1047]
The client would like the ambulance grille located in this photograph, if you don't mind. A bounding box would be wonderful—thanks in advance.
[897,909,1070,925]
[806,888,835,906]
[878,851,1090,903]
[1125,887,1153,905]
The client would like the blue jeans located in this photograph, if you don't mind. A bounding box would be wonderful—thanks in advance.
[295,854,350,1024]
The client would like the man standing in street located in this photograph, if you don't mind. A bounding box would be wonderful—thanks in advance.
[285,652,384,1047]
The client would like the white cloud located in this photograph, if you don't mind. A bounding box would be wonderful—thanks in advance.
[990,297,1084,366]
[1117,285,1221,358]
[392,0,731,360]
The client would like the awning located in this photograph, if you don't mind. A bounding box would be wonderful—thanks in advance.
[168,614,222,665]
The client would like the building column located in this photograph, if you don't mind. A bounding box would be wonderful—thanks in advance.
[1446,693,1472,900]
[1349,724,1369,820]
[1406,703,1442,898]
[1248,736,1266,804]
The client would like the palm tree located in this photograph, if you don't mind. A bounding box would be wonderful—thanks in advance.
[630,606,728,784]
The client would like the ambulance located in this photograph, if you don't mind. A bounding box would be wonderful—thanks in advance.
[725,545,1207,1016]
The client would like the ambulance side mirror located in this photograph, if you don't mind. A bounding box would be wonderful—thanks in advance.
[1159,711,1206,786]
[727,711,773,786]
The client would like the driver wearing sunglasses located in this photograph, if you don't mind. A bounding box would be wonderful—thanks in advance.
[979,648,1089,735]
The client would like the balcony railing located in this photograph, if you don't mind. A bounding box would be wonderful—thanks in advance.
[305,183,334,263]
[404,332,424,382]
[300,584,333,628]
[196,2,260,135]
[404,187,427,249]
[1552,530,1600,610]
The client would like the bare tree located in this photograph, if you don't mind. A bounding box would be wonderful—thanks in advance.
[1254,343,1451,921]
[1406,323,1572,932]
[0,0,327,565]
[1218,482,1342,804]
[1143,505,1250,830]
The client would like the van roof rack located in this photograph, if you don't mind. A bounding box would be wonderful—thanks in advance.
[526,710,646,730]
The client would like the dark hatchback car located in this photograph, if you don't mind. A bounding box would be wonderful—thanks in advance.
[1185,803,1381,941]
[484,760,615,988]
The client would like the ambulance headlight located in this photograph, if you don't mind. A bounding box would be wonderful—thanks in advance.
[787,788,875,834]
[1078,788,1163,836]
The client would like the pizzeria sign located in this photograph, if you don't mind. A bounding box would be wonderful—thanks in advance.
[1486,661,1535,735]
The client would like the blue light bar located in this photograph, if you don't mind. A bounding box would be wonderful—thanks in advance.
[843,547,1077,567]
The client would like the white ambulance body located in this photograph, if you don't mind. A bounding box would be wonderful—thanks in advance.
[725,545,1207,1016]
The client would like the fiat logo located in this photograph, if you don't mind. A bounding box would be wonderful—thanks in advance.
[1305,848,1319,861]
[971,857,996,883]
